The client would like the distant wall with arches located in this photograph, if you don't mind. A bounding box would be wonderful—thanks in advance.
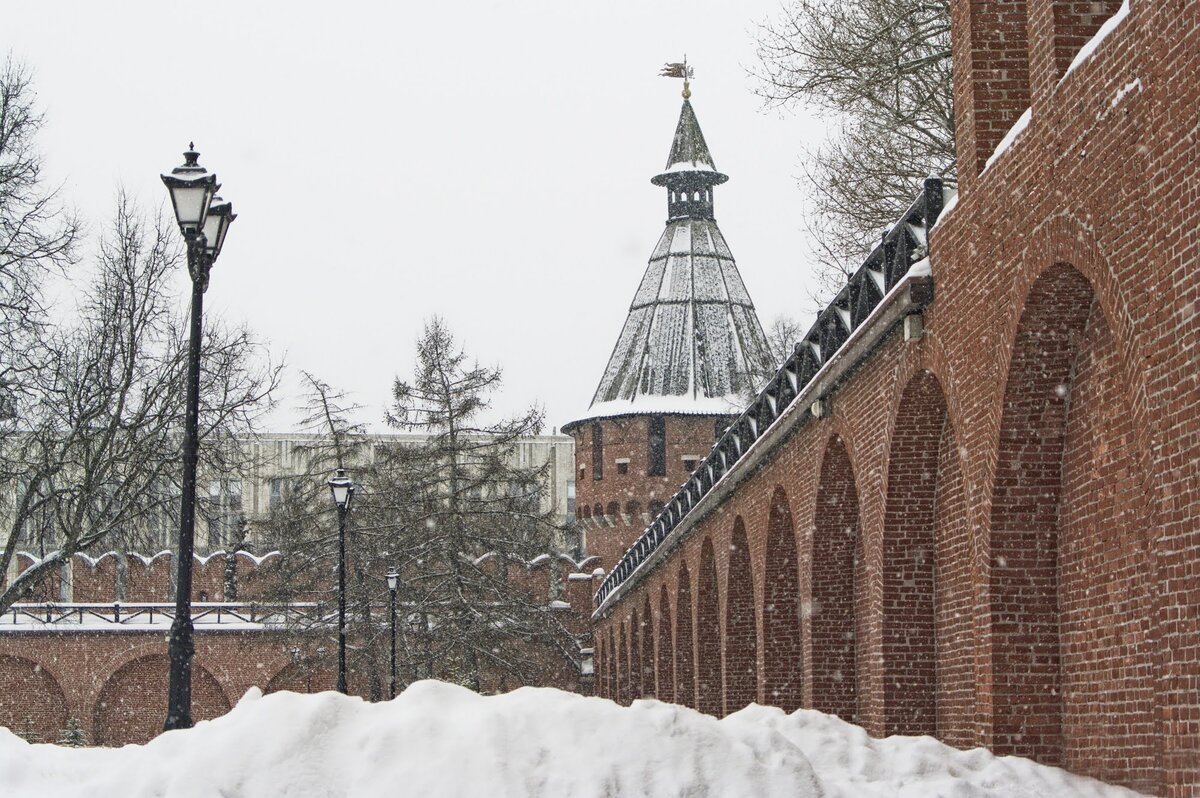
[0,551,601,746]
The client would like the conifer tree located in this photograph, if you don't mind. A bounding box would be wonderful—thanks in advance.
[56,718,85,747]
[264,322,575,696]
[381,317,571,690]
[17,715,40,743]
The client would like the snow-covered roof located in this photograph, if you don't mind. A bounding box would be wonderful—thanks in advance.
[570,100,773,427]
[663,99,715,172]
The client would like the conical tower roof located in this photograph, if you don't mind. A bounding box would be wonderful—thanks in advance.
[577,97,773,421]
[659,99,719,173]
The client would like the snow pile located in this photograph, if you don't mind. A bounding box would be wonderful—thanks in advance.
[0,682,1147,798]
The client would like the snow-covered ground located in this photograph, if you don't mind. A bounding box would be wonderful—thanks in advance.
[0,681,1147,797]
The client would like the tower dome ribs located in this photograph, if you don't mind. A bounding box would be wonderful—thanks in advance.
[584,97,773,419]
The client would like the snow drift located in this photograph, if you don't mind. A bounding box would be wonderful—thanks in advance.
[0,681,1146,797]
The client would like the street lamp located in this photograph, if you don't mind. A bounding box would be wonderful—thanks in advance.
[329,467,355,694]
[161,144,236,732]
[386,568,399,700]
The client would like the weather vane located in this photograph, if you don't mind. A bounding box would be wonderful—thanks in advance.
[659,56,694,99]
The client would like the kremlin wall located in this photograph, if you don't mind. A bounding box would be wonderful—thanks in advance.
[1,1,1199,795]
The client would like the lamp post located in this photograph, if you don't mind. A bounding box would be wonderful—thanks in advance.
[329,468,355,694]
[161,144,236,732]
[386,568,398,700]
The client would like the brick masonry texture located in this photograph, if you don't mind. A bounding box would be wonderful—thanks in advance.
[593,2,1200,795]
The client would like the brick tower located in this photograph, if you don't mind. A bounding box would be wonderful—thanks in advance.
[564,88,773,570]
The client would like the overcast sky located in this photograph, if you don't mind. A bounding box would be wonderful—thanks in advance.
[4,1,828,434]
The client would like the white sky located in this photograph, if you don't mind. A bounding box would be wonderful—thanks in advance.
[3,1,828,433]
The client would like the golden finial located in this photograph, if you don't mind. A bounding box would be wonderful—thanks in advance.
[659,56,695,99]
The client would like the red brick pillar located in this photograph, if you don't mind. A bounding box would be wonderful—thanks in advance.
[1026,0,1124,106]
[951,0,1033,192]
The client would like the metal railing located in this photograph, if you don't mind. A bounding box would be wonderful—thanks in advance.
[0,601,325,629]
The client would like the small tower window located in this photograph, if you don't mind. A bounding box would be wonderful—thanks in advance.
[592,423,603,481]
[648,416,666,476]
[616,458,630,476]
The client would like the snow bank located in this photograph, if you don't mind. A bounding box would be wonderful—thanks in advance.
[0,682,1146,798]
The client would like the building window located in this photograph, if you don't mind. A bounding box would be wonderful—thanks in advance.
[682,457,698,474]
[616,458,629,475]
[566,480,576,520]
[648,415,666,476]
[206,478,244,550]
[592,423,603,481]
[269,477,283,512]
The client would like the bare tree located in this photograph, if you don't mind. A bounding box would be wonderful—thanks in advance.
[0,55,81,406]
[764,314,805,367]
[738,314,806,404]
[0,193,279,613]
[752,0,954,301]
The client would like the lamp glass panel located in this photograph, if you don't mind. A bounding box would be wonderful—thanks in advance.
[173,183,213,230]
[201,209,223,252]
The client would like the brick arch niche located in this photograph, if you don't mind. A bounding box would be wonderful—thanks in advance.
[629,606,642,700]
[605,628,616,701]
[615,621,627,705]
[724,518,758,714]
[640,593,655,699]
[881,370,966,737]
[989,262,1157,790]
[0,655,68,742]
[762,486,802,712]
[695,538,722,716]
[675,562,695,708]
[94,655,230,746]
[811,435,859,723]
[657,584,674,701]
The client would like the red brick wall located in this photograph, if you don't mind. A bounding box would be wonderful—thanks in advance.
[0,654,68,742]
[592,3,1200,794]
[762,488,802,712]
[639,593,655,699]
[695,538,722,717]
[675,563,695,708]
[94,654,231,746]
[881,372,944,736]
[0,548,594,746]
[570,414,727,570]
[724,521,757,714]
[811,436,859,724]
[933,408,973,747]
[1058,299,1157,785]
[0,632,296,747]
[656,586,673,701]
